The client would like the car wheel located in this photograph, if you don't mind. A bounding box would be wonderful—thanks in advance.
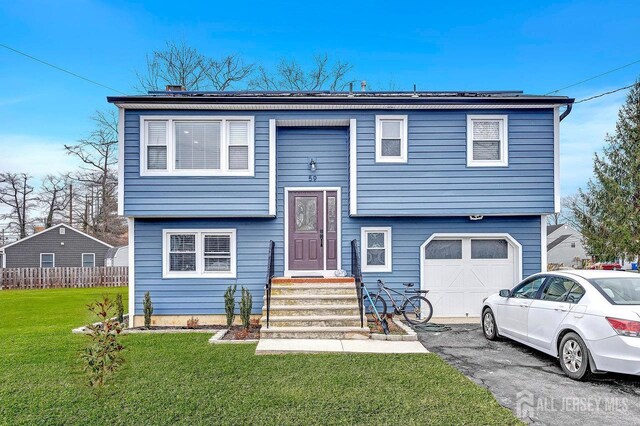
[559,332,592,380]
[482,308,499,340]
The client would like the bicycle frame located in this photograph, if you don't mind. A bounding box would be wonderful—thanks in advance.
[371,281,420,314]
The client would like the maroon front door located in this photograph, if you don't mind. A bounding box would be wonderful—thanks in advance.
[288,191,324,271]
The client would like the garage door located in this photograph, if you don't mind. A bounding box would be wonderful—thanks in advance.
[423,237,519,317]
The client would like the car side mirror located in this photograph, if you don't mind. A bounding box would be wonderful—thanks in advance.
[499,289,511,298]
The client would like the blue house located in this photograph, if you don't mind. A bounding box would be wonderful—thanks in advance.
[108,89,573,331]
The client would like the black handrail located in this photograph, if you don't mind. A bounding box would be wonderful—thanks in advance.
[265,240,275,329]
[351,239,364,328]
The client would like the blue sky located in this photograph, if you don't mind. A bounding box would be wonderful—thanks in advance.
[1,0,639,196]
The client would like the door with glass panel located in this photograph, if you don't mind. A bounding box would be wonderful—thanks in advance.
[287,190,338,272]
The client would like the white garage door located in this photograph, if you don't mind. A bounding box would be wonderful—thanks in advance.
[423,237,519,317]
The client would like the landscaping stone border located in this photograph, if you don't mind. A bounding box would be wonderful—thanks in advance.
[208,329,260,344]
[369,318,418,341]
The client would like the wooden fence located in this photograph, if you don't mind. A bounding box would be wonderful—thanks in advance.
[0,267,128,290]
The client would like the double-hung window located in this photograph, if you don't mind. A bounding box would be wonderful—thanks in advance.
[163,229,236,278]
[141,117,254,176]
[467,115,508,167]
[82,253,96,267]
[40,253,55,268]
[375,116,408,163]
[361,227,392,272]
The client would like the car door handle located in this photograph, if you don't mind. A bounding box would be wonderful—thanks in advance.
[520,304,529,308]
[554,308,567,312]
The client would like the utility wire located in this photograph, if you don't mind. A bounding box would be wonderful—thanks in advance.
[575,83,636,104]
[546,58,640,95]
[0,43,127,95]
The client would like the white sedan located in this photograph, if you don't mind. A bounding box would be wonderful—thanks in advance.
[481,270,640,380]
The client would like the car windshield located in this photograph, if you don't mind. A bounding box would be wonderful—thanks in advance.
[589,277,640,305]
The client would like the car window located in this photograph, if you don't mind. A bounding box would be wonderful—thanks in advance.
[512,277,546,299]
[566,283,585,303]
[541,277,576,302]
[588,277,640,305]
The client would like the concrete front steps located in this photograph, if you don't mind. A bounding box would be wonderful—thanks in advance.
[261,277,369,340]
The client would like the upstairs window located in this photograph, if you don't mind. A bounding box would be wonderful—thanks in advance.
[141,117,254,176]
[467,115,508,167]
[163,229,236,278]
[375,116,408,163]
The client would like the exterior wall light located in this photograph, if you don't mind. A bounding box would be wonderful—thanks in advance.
[309,159,317,172]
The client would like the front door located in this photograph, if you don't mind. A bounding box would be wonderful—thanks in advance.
[288,191,324,271]
[287,190,339,272]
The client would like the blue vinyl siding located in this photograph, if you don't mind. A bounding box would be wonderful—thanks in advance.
[132,127,542,315]
[123,109,555,217]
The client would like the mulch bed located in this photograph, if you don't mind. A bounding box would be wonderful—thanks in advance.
[130,325,226,331]
[222,325,261,340]
[366,315,407,335]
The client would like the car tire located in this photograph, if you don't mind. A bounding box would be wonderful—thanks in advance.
[482,308,499,340]
[559,332,592,381]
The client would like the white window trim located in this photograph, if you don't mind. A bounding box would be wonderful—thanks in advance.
[361,227,392,273]
[375,115,408,163]
[140,116,255,177]
[82,253,96,267]
[162,229,237,279]
[59,227,65,235]
[466,115,509,167]
[40,253,55,268]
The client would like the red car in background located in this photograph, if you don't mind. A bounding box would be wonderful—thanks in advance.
[589,262,622,270]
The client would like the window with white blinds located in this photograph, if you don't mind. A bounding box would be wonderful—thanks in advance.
[227,121,249,170]
[163,229,236,278]
[466,115,508,167]
[141,117,253,175]
[375,116,408,163]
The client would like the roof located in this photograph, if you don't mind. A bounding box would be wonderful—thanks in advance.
[547,234,571,251]
[0,223,113,251]
[108,90,574,107]
[547,224,565,235]
[105,245,127,258]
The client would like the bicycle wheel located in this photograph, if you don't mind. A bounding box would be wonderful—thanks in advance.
[401,295,433,325]
[365,295,387,319]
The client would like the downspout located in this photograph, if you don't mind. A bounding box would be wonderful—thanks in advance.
[559,103,573,121]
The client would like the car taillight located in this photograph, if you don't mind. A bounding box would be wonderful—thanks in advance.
[606,317,640,337]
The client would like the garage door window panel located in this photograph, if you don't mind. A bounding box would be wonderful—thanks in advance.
[425,240,463,260]
[471,239,508,259]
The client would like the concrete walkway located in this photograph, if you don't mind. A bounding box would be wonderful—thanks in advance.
[255,338,428,354]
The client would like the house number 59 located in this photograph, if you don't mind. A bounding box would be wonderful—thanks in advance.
[308,175,317,182]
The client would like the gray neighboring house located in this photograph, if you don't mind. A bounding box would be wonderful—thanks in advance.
[547,223,589,268]
[0,224,112,268]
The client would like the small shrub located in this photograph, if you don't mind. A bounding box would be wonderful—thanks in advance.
[224,284,236,328]
[239,286,252,331]
[143,291,153,329]
[186,316,199,329]
[115,293,124,323]
[80,296,125,387]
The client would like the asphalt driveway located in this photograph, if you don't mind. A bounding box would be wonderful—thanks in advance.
[417,324,640,425]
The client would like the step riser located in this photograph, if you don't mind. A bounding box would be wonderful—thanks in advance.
[271,288,356,296]
[263,319,362,327]
[267,298,359,306]
[263,308,359,316]
[260,330,370,340]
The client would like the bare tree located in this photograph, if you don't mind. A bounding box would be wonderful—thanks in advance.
[0,173,35,239]
[135,41,253,92]
[250,54,354,91]
[37,174,70,228]
[65,110,125,244]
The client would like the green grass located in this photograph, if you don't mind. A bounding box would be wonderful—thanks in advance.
[0,288,519,425]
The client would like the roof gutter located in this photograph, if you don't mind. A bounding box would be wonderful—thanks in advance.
[559,103,573,121]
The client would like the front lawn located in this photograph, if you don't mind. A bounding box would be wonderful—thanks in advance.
[0,287,519,425]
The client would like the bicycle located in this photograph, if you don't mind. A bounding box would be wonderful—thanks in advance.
[365,279,433,325]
